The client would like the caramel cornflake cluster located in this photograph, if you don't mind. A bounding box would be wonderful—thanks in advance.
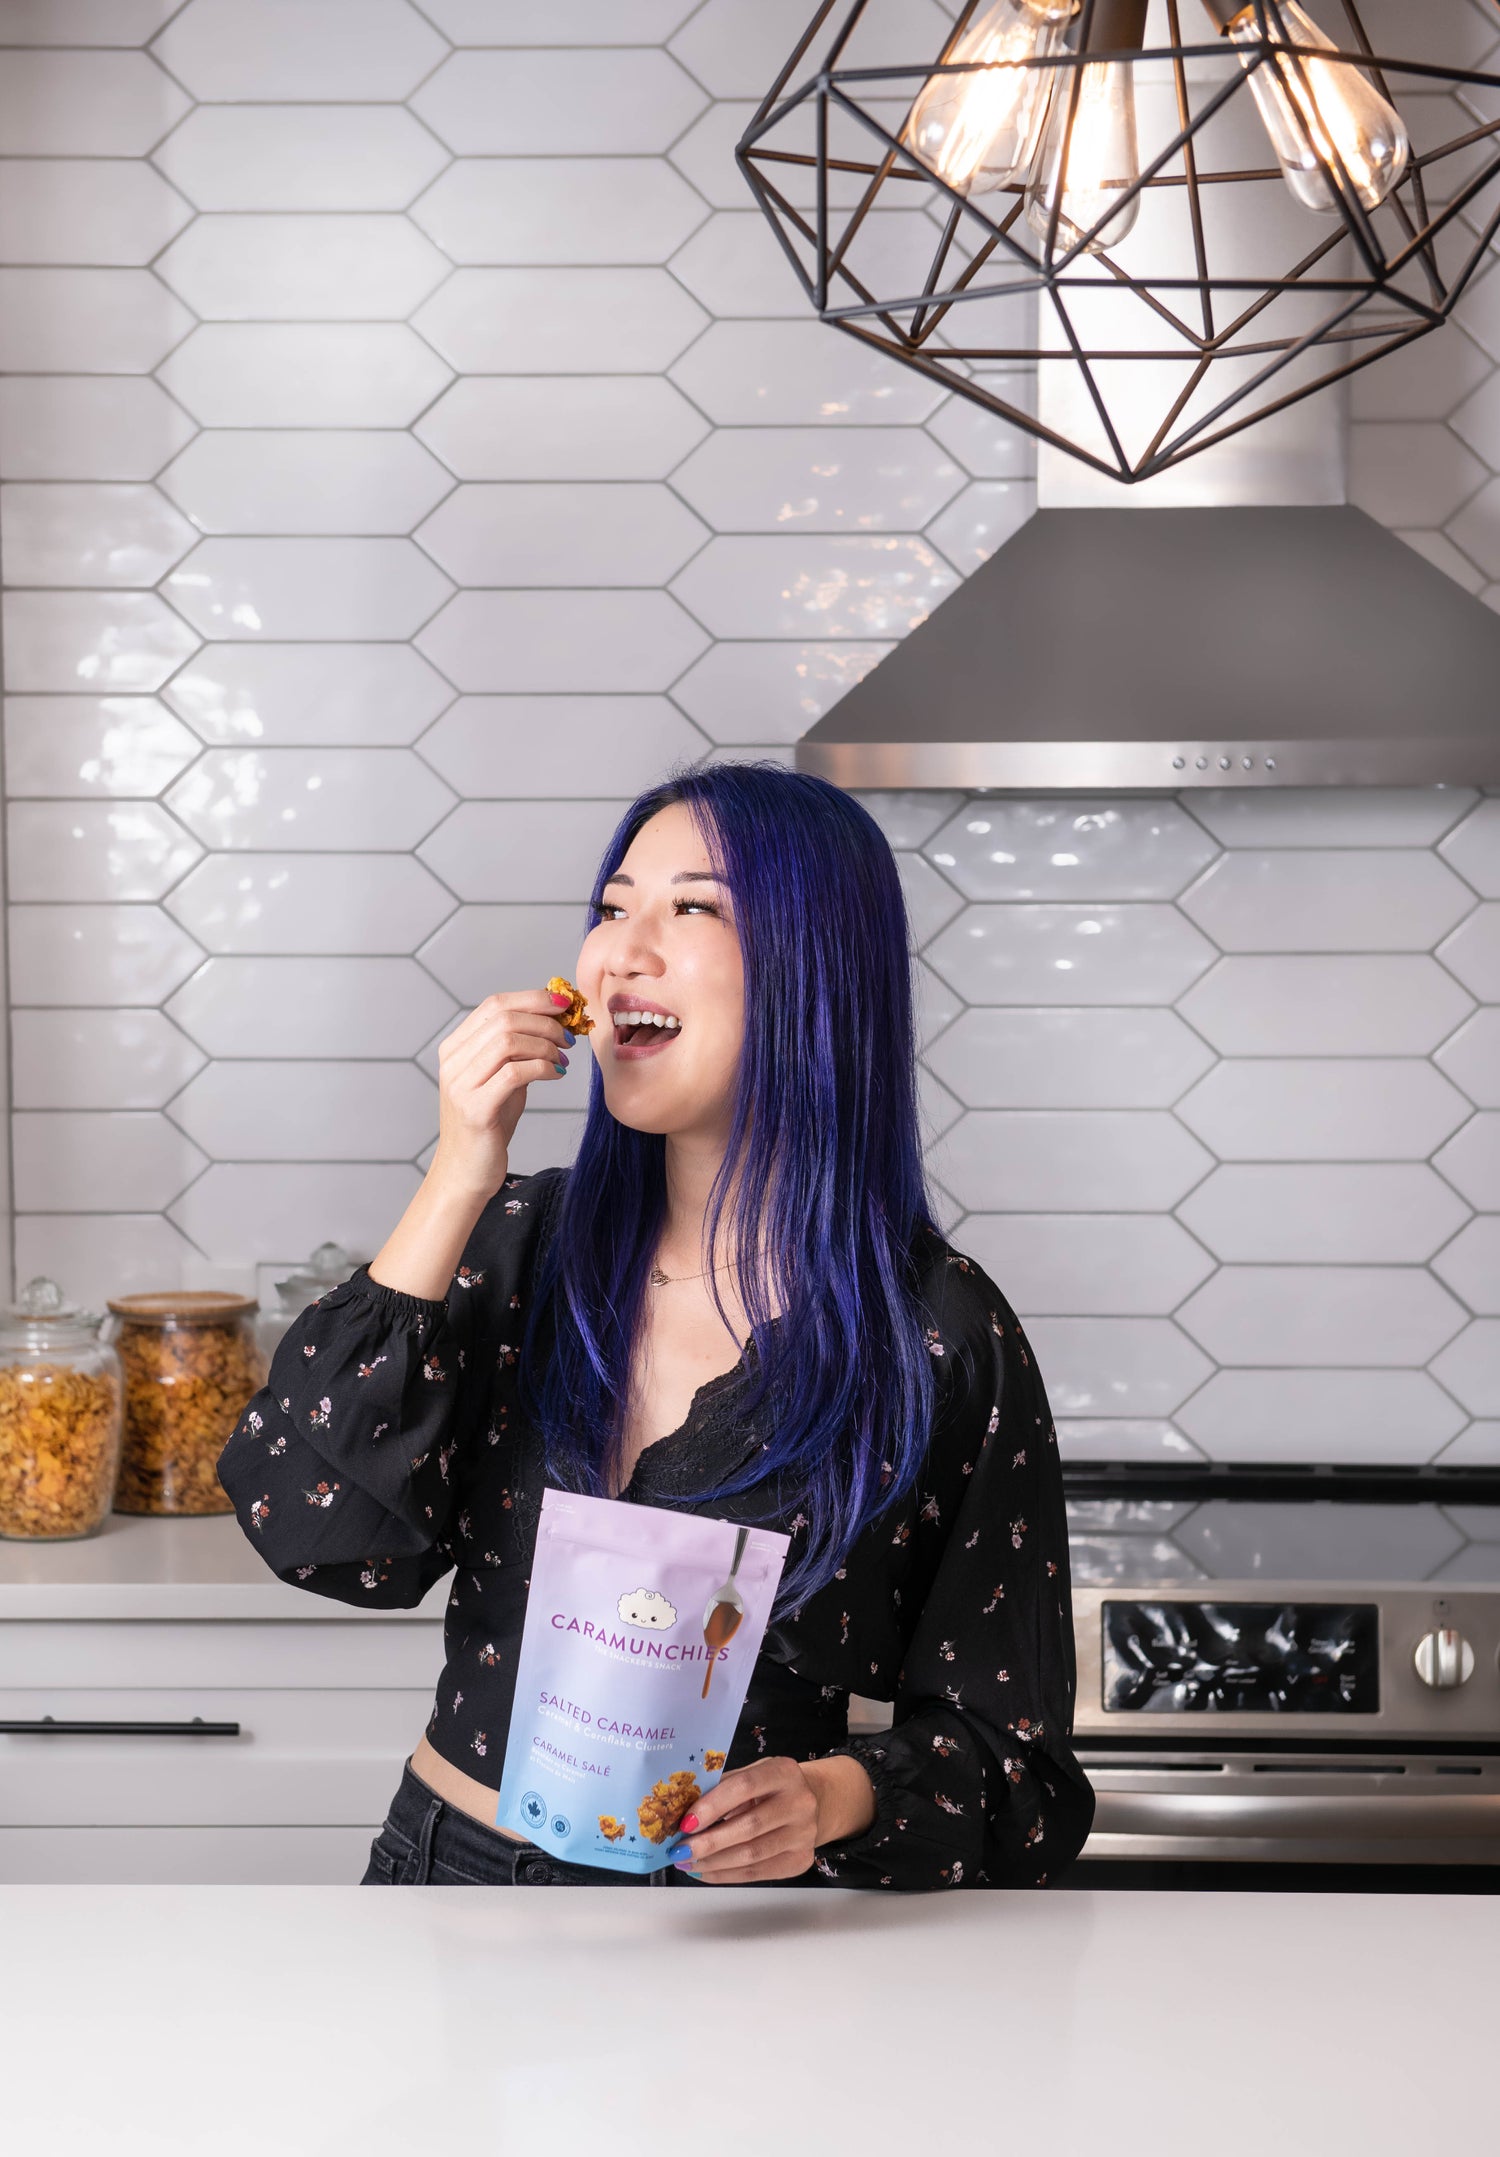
[598,1815,626,1843]
[703,1749,726,1773]
[0,1363,121,1540]
[547,976,594,1035]
[637,1770,700,1846]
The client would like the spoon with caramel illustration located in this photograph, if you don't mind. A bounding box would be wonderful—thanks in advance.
[701,1523,750,1700]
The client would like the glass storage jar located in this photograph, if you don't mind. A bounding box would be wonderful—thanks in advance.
[105,1292,266,1516]
[0,1277,124,1541]
[256,1240,353,1365]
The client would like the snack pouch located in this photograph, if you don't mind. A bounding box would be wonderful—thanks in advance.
[496,1486,790,1874]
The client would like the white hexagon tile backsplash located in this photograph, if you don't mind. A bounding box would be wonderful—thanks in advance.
[1,0,1498,1467]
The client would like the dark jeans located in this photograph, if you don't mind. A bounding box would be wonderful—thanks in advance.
[359,1755,700,1886]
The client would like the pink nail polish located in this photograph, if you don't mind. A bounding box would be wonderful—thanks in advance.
[550,991,571,1007]
[681,1813,699,1832]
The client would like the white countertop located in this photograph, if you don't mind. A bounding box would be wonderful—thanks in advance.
[0,1513,446,1620]
[1,1884,1492,2154]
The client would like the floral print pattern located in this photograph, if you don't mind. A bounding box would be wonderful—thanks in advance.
[218,1166,1094,1892]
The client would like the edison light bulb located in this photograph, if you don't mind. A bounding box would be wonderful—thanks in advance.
[1025,57,1142,253]
[1205,0,1409,213]
[902,0,1079,197]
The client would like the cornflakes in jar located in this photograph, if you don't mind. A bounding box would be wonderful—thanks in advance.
[0,1279,123,1541]
[106,1293,266,1516]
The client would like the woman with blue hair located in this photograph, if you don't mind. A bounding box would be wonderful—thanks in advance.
[220,762,1094,1889]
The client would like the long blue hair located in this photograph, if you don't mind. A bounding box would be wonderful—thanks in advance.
[517,761,939,1615]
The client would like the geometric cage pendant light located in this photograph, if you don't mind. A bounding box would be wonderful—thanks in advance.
[736,0,1500,481]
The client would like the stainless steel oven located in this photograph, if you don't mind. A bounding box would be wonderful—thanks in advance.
[1064,1467,1500,1880]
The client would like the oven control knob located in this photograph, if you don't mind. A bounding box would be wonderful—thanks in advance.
[1414,1628,1475,1689]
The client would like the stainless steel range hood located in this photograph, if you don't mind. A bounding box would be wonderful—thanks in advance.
[794,502,1500,791]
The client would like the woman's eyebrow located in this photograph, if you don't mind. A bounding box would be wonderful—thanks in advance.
[599,871,723,890]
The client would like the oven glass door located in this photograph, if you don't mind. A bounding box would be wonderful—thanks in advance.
[1101,1600,1380,1713]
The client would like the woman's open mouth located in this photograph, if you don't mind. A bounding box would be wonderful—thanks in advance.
[610,1004,683,1061]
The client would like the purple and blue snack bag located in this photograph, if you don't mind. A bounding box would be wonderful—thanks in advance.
[496,1487,790,1874]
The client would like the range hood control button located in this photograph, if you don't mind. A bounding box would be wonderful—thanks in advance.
[1413,1628,1474,1689]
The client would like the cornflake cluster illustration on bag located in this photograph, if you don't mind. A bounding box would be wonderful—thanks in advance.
[496,1487,790,1874]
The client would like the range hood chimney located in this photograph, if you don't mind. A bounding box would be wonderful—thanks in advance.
[794,21,1500,793]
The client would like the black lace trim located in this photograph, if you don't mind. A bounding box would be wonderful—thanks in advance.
[514,1166,776,1517]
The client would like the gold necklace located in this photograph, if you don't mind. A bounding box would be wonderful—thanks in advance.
[649,1258,736,1287]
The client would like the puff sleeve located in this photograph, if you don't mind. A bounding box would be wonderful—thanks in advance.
[816,1259,1094,1889]
[217,1260,489,1612]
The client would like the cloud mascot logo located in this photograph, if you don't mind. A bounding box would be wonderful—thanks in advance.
[617,1587,676,1630]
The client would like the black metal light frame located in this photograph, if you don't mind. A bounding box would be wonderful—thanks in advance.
[735,0,1500,480]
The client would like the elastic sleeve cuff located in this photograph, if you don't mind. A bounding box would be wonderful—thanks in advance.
[332,1262,449,1332]
[815,1735,903,1861]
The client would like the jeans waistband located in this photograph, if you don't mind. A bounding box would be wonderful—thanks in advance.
[394,1754,533,1846]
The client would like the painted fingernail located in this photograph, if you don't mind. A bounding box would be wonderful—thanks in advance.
[553,1060,567,1075]
[563,1029,576,1045]
[673,1847,693,1867]
[680,1814,699,1833]
[550,991,571,1007]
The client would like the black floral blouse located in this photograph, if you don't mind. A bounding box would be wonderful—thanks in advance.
[218,1166,1094,1890]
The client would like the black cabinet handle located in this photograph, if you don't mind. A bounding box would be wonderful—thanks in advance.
[0,1715,241,1736]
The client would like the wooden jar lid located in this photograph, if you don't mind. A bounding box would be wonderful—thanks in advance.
[106,1290,259,1325]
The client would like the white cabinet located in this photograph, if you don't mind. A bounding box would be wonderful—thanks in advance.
[0,1682,434,1827]
[0,1617,439,1690]
[0,1825,380,1884]
[0,1516,445,1884]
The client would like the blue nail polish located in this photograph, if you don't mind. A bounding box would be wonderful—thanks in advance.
[563,1029,576,1045]
[554,1060,567,1075]
[673,1847,693,1868]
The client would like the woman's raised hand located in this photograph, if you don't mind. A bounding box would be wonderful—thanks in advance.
[432,989,575,1204]
[367,988,574,1301]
